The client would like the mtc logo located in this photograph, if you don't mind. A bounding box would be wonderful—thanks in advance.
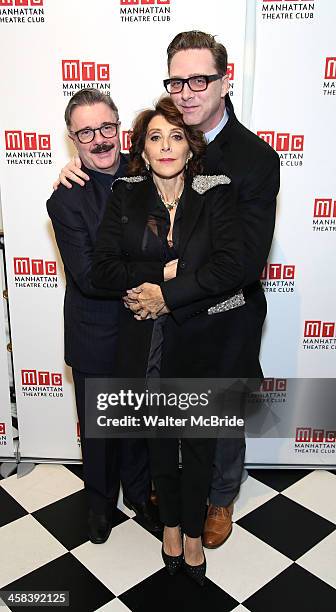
[0,423,6,435]
[257,131,304,152]
[5,131,50,151]
[314,198,336,218]
[260,378,287,392]
[296,428,336,443]
[14,258,57,275]
[120,1,170,4]
[261,264,295,280]
[122,130,131,151]
[0,1,43,5]
[304,321,335,338]
[325,57,336,80]
[62,60,110,82]
[21,370,62,386]
[227,63,234,80]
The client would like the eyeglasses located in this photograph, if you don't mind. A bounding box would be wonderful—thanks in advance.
[72,122,119,144]
[163,74,223,94]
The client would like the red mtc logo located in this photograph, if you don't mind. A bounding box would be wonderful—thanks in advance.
[5,131,50,151]
[257,131,304,152]
[325,57,336,80]
[14,258,57,275]
[296,428,336,443]
[0,1,43,5]
[314,198,336,218]
[227,63,234,80]
[0,423,6,435]
[261,264,295,280]
[304,321,335,338]
[260,378,287,392]
[62,61,110,82]
[120,1,170,5]
[122,131,131,151]
[21,370,62,386]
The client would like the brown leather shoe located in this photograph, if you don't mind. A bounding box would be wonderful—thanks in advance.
[202,503,233,549]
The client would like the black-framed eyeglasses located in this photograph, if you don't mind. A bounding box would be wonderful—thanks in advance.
[72,122,119,144]
[163,74,223,94]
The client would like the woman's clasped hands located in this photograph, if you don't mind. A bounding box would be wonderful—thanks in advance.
[123,259,177,320]
[123,283,169,320]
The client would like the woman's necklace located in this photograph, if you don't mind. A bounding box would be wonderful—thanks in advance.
[158,185,184,212]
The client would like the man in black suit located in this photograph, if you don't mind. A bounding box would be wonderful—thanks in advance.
[47,88,160,544]
[162,31,280,548]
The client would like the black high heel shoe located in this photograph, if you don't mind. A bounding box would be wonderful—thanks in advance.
[161,545,183,576]
[183,554,207,586]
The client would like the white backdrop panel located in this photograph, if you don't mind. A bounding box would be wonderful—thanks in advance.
[250,0,336,380]
[245,0,336,465]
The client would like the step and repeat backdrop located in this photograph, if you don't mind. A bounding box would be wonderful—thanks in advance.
[248,0,336,465]
[0,0,335,465]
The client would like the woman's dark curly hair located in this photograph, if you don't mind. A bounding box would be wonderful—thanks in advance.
[127,96,206,177]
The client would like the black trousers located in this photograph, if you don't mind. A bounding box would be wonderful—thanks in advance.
[73,369,150,514]
[149,437,216,538]
[210,437,246,506]
[210,387,247,506]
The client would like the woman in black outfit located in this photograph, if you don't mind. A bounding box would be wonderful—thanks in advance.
[92,97,244,585]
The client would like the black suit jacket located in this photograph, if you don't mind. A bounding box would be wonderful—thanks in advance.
[92,175,246,378]
[47,163,128,374]
[173,95,280,325]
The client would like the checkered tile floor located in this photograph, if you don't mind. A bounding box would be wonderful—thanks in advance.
[0,465,335,611]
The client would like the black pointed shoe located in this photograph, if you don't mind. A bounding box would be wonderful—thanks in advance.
[123,497,162,532]
[183,555,207,586]
[161,545,183,576]
[88,510,113,544]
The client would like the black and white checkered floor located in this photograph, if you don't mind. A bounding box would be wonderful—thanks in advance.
[0,465,335,611]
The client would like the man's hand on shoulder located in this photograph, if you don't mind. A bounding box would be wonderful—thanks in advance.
[53,156,90,190]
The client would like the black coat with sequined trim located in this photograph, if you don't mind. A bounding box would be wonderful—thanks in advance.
[91,175,251,379]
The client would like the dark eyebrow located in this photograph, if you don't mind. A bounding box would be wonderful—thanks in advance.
[147,128,163,134]
[169,74,205,79]
[77,121,114,131]
[147,128,184,134]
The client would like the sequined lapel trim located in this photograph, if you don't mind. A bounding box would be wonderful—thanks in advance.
[192,174,231,194]
[111,175,147,190]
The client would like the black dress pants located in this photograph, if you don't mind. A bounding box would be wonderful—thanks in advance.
[149,437,216,538]
[210,437,246,506]
[73,369,150,514]
[210,387,247,506]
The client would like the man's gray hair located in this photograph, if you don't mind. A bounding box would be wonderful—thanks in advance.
[64,88,119,129]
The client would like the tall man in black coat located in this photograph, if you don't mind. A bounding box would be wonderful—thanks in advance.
[163,31,280,548]
[47,89,160,544]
